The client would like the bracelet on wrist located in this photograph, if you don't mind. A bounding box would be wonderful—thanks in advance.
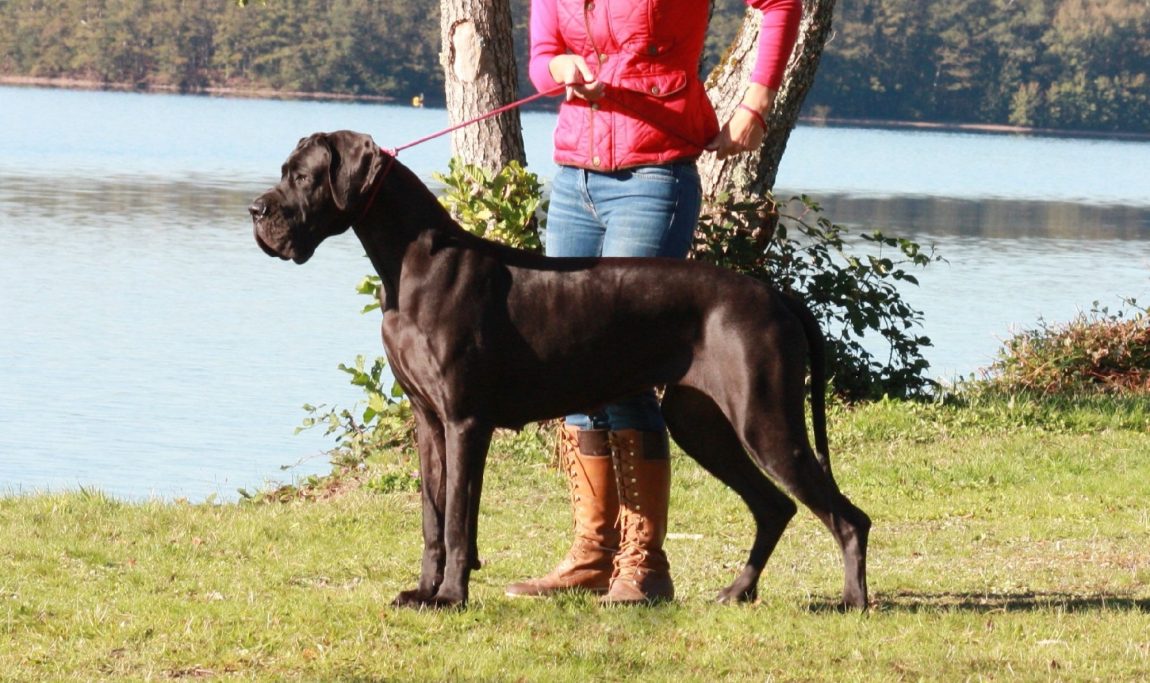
[736,103,768,131]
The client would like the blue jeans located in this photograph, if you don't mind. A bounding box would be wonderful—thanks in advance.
[544,162,702,432]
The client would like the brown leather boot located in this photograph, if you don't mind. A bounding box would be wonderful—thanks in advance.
[505,424,620,597]
[601,429,674,604]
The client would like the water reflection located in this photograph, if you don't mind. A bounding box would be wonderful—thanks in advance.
[1,173,261,226]
[785,193,1150,241]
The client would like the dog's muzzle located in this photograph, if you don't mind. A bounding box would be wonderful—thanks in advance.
[249,197,290,260]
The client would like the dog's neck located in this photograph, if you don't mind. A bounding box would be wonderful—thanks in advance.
[352,158,467,311]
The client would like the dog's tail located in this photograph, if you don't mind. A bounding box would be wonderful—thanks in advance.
[781,292,832,475]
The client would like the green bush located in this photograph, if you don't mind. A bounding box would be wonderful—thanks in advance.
[434,158,546,251]
[296,354,413,467]
[980,299,1150,395]
[694,193,940,400]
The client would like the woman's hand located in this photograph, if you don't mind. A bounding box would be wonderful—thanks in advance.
[708,107,766,159]
[707,84,776,159]
[549,54,605,102]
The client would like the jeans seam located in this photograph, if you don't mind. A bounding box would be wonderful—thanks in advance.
[578,167,602,227]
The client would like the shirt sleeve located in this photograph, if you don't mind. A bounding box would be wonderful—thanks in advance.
[529,0,565,93]
[746,0,802,90]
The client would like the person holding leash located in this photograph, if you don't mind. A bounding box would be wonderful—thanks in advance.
[506,0,803,603]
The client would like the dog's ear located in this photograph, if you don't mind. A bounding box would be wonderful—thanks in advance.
[323,131,378,212]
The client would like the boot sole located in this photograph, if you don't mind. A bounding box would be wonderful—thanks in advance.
[505,587,610,598]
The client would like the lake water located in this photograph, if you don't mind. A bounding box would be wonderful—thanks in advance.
[2,86,1148,501]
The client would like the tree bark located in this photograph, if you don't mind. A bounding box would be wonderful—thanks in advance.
[699,0,837,199]
[441,0,525,172]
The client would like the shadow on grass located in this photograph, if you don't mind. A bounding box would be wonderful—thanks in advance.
[807,591,1150,614]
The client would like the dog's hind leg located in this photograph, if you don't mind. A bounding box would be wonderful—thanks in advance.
[662,386,797,603]
[778,449,869,610]
[735,383,870,610]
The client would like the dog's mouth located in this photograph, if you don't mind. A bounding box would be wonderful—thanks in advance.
[252,223,295,262]
[253,228,286,259]
[258,230,315,265]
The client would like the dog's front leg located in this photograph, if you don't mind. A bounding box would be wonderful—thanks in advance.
[430,419,493,607]
[392,405,448,608]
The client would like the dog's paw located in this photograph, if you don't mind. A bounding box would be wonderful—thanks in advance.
[391,589,467,610]
[391,589,434,608]
[715,583,758,605]
[840,591,869,612]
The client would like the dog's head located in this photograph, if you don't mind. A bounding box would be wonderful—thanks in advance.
[249,130,381,264]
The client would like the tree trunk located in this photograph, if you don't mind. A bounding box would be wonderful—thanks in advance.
[441,0,525,172]
[699,0,837,199]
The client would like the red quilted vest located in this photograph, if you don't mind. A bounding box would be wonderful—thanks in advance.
[530,0,719,170]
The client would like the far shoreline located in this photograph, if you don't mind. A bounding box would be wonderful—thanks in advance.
[0,75,397,104]
[4,75,1149,143]
[805,115,1150,143]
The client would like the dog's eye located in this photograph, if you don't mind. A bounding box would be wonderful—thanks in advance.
[292,172,311,187]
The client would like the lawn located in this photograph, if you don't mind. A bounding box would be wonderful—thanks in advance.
[1,398,1147,681]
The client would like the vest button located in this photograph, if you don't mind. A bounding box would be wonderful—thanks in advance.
[650,85,661,95]
[598,53,608,62]
[592,156,601,167]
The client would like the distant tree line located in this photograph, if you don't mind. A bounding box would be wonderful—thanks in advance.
[808,0,1150,133]
[0,0,443,98]
[1,0,1146,134]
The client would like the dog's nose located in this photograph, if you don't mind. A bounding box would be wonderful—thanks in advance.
[249,199,269,219]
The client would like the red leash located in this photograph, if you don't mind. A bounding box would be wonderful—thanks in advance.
[386,84,567,156]
[357,84,566,224]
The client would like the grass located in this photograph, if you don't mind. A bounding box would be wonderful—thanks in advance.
[2,397,1149,681]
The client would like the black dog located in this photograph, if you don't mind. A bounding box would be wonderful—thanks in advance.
[250,130,870,609]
